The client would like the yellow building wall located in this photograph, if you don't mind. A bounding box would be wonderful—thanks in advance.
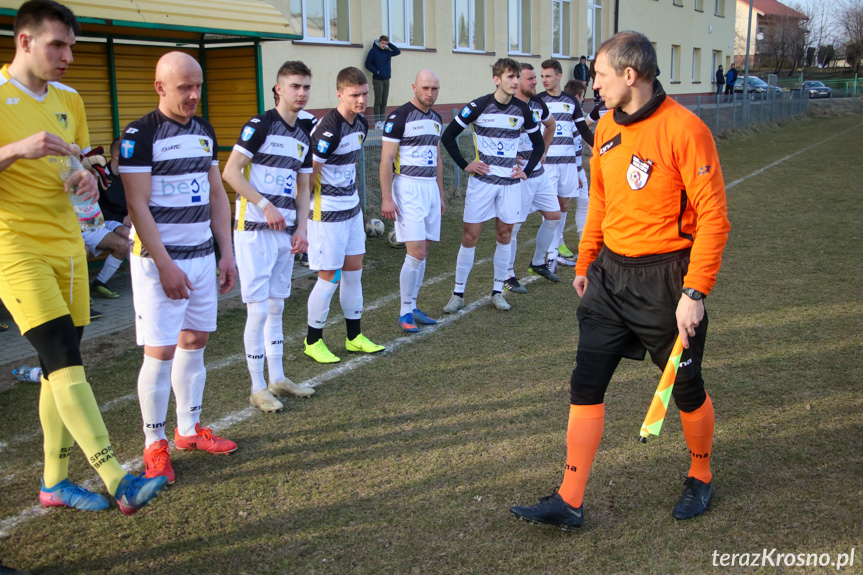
[735,0,759,66]
[618,1,736,94]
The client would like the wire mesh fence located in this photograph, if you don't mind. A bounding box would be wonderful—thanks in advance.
[357,90,819,218]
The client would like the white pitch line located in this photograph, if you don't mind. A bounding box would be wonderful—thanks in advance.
[0,277,541,537]
[724,120,863,191]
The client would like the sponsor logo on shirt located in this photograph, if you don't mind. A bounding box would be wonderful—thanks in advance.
[160,144,182,152]
[125,127,139,134]
[5,97,19,105]
[599,133,621,155]
[121,140,135,159]
[697,165,711,176]
[250,118,261,123]
[241,126,256,141]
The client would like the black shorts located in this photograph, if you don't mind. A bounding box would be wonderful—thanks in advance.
[576,246,706,371]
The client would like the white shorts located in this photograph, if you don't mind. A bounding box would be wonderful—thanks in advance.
[545,163,584,199]
[463,178,521,225]
[82,220,124,257]
[520,173,560,221]
[393,176,441,242]
[131,253,218,346]
[307,212,365,271]
[234,228,295,303]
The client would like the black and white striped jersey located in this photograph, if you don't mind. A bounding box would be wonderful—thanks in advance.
[381,102,442,180]
[537,91,587,166]
[517,96,551,179]
[119,109,218,260]
[455,93,539,186]
[309,109,367,222]
[232,108,314,232]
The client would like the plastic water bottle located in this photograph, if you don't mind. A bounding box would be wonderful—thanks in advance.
[12,366,42,383]
[60,152,104,232]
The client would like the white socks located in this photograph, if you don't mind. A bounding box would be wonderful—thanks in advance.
[96,255,123,284]
[507,223,522,280]
[400,255,421,316]
[172,347,206,437]
[137,355,172,447]
[493,241,511,293]
[534,217,558,266]
[574,196,589,242]
[339,269,363,320]
[244,301,268,394]
[308,276,339,329]
[265,298,286,384]
[412,258,427,311]
[454,245,475,295]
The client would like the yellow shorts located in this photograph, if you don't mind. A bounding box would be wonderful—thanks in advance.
[0,250,89,335]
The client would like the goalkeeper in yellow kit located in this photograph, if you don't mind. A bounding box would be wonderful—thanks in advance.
[0,0,167,515]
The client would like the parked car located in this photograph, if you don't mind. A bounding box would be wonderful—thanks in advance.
[802,80,832,99]
[734,76,783,95]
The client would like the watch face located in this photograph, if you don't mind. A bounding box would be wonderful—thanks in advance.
[683,288,703,300]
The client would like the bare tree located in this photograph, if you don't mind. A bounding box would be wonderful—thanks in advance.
[762,15,808,75]
[790,0,839,67]
[837,0,863,73]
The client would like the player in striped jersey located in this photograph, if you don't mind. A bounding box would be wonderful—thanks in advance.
[223,61,317,413]
[505,62,562,294]
[304,67,385,364]
[539,59,595,271]
[440,58,545,312]
[379,69,444,332]
[121,52,239,484]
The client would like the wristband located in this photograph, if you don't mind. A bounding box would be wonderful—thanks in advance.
[256,197,271,210]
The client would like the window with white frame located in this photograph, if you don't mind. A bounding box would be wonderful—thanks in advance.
[673,0,683,7]
[586,0,601,58]
[671,45,681,81]
[382,0,424,48]
[290,0,351,43]
[508,0,531,54]
[454,0,485,51]
[694,0,704,11]
[712,50,721,81]
[692,47,702,81]
[551,0,571,57]
[714,0,724,16]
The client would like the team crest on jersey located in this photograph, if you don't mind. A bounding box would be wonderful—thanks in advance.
[509,118,518,128]
[532,110,541,122]
[461,106,471,118]
[317,140,330,154]
[55,113,68,129]
[298,143,305,156]
[120,140,135,159]
[241,127,256,141]
[563,104,571,112]
[627,155,653,190]
[199,139,211,152]
[358,134,364,144]
[384,122,394,133]
[434,123,440,133]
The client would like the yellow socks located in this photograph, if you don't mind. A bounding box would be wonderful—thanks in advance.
[38,376,75,488]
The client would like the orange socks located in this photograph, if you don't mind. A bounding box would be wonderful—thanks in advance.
[680,393,715,484]
[557,403,605,508]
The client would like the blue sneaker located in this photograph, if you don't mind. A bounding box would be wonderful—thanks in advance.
[114,473,169,516]
[399,313,419,333]
[412,308,437,325]
[39,478,110,511]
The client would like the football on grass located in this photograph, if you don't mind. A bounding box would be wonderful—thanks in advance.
[387,229,405,249]
[365,218,385,237]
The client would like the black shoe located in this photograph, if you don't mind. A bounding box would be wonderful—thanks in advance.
[510,493,583,531]
[528,263,561,283]
[672,477,714,520]
[503,277,528,294]
[300,253,309,267]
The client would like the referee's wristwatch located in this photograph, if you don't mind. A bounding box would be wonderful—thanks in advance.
[682,287,705,301]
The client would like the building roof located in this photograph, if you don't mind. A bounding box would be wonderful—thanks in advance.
[746,0,808,20]
[0,0,299,40]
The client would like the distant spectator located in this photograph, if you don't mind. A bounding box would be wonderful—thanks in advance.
[725,63,737,96]
[589,58,601,102]
[573,55,590,86]
[365,35,401,128]
[715,65,724,97]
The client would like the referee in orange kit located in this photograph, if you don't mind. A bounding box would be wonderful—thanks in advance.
[511,30,731,530]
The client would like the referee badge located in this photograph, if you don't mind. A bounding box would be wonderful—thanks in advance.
[627,155,653,190]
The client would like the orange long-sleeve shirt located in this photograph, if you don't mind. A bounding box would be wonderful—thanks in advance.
[576,96,730,295]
